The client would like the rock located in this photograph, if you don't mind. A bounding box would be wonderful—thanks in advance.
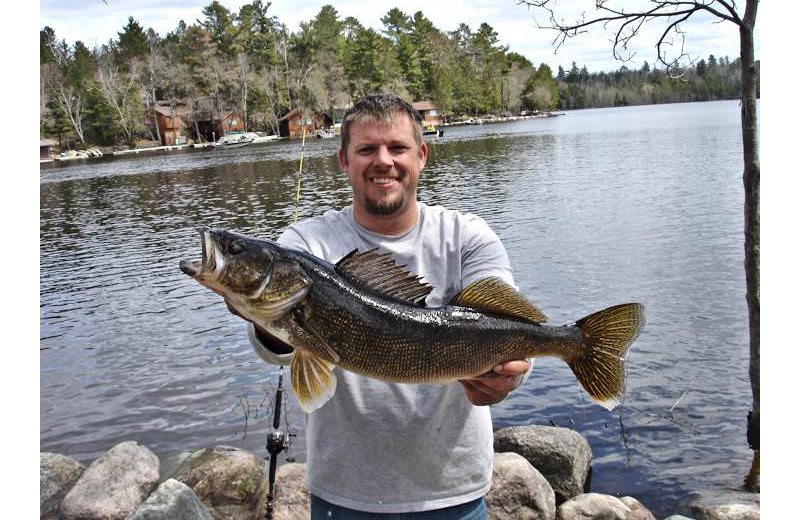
[271,463,310,520]
[486,452,556,520]
[126,478,214,520]
[619,496,657,520]
[60,440,160,520]
[494,426,592,503]
[172,445,267,520]
[678,489,759,520]
[40,453,86,520]
[663,516,697,520]
[557,493,631,520]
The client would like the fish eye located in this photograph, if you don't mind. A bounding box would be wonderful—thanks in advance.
[229,239,246,255]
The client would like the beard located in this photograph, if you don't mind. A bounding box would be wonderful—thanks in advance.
[364,190,405,215]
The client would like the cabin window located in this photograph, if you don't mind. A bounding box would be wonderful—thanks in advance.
[429,110,438,116]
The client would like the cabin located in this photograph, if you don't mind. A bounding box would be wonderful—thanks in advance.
[152,104,246,144]
[279,108,330,139]
[411,101,441,127]
[153,105,189,146]
[40,139,58,160]
[216,111,245,137]
[193,110,246,142]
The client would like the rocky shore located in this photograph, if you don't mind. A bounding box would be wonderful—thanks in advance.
[40,425,759,520]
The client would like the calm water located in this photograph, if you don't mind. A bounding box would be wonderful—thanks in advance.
[40,100,752,516]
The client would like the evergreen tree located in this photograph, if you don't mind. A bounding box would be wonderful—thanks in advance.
[116,17,149,69]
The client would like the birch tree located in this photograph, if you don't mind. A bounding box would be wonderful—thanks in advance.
[46,39,95,145]
[97,49,144,145]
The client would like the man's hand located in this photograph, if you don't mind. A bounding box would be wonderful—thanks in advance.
[459,360,530,406]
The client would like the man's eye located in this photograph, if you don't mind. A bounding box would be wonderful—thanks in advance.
[391,146,409,152]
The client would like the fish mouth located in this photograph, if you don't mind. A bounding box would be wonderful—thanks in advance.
[180,227,223,279]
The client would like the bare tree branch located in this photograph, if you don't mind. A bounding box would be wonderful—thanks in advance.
[518,0,743,75]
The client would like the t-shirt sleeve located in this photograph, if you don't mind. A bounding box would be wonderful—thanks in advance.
[459,214,516,290]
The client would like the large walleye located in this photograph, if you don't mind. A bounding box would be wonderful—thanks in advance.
[180,228,645,413]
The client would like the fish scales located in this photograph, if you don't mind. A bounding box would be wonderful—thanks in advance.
[180,228,645,413]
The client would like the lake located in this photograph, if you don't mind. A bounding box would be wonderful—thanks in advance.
[40,100,752,516]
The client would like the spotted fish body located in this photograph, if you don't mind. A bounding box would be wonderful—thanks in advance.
[180,228,646,413]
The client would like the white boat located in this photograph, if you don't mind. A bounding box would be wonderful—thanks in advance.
[214,131,258,148]
[316,128,336,139]
[56,148,103,161]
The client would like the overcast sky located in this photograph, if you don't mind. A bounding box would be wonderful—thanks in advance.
[39,0,755,73]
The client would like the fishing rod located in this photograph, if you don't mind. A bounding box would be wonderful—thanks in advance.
[264,368,295,519]
[264,124,308,520]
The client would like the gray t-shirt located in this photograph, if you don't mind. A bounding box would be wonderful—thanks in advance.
[248,202,527,513]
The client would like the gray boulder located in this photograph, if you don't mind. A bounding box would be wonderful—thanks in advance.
[126,478,214,520]
[171,445,267,520]
[486,452,556,520]
[678,489,759,520]
[60,441,160,520]
[557,493,631,520]
[494,426,592,503]
[619,496,657,520]
[40,452,86,520]
[271,463,310,520]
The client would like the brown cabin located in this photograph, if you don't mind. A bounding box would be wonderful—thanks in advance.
[40,139,58,159]
[279,108,330,139]
[411,101,441,127]
[216,112,245,137]
[153,105,189,146]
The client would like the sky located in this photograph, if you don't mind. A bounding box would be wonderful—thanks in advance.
[38,0,756,74]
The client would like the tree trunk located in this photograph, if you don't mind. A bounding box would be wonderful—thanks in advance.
[740,0,759,493]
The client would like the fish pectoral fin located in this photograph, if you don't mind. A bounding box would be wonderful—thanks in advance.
[291,308,340,363]
[290,351,337,413]
[450,277,548,323]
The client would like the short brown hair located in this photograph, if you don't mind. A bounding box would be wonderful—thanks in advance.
[340,94,423,153]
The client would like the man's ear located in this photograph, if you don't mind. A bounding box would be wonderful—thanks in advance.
[338,148,348,170]
[419,141,428,168]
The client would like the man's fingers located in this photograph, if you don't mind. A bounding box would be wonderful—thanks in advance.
[492,359,530,376]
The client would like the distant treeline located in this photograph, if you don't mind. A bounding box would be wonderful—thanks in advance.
[40,1,759,148]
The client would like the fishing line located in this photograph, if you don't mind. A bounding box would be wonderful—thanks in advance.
[293,126,308,224]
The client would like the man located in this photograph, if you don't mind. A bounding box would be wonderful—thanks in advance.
[235,94,531,518]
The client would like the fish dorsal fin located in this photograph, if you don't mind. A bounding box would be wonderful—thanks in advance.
[335,248,433,306]
[449,277,548,323]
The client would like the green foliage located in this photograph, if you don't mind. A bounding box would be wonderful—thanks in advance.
[40,4,758,146]
[116,16,149,68]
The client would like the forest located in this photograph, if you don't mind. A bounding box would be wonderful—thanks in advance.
[40,1,757,148]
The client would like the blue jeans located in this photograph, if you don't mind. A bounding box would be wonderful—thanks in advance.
[310,495,488,520]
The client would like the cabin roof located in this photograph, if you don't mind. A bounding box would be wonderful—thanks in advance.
[411,101,437,111]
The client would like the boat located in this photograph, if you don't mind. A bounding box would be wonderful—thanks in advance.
[422,125,443,138]
[316,128,336,139]
[214,131,258,148]
[56,148,103,161]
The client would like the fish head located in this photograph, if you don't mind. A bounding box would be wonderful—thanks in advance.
[180,227,311,323]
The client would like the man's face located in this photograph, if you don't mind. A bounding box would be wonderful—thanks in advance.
[339,113,428,218]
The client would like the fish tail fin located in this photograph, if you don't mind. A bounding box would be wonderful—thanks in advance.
[568,303,645,410]
[290,351,337,413]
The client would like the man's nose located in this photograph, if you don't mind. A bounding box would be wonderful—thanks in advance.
[374,146,393,167]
